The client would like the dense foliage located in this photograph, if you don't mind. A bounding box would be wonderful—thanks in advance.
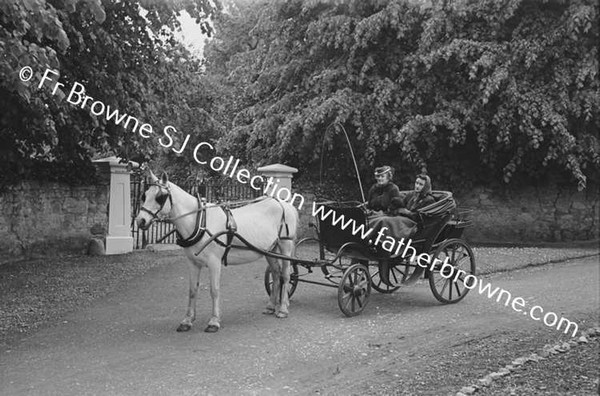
[206,0,599,191]
[0,0,220,186]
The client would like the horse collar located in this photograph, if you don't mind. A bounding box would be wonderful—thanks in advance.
[176,197,206,248]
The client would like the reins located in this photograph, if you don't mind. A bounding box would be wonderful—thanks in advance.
[140,182,268,222]
[167,196,269,222]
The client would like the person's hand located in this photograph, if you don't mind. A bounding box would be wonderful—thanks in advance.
[396,208,412,217]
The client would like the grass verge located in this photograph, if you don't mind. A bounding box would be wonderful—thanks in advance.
[0,250,185,349]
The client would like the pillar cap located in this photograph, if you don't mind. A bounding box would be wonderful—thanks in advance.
[257,163,298,174]
[93,156,139,169]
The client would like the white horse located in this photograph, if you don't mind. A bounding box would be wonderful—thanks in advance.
[135,170,298,333]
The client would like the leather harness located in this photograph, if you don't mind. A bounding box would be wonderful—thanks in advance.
[170,195,292,266]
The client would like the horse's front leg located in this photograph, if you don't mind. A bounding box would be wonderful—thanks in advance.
[177,262,201,332]
[205,260,222,333]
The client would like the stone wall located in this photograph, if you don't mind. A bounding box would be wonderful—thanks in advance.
[456,183,599,243]
[0,179,109,260]
[295,183,599,244]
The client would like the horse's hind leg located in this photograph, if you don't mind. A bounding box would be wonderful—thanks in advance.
[177,262,201,332]
[264,254,282,315]
[275,239,295,319]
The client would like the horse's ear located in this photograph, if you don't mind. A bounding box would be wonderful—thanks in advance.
[161,171,169,185]
[147,167,158,182]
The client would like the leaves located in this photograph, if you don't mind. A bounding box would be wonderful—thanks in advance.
[0,0,220,186]
[207,0,599,190]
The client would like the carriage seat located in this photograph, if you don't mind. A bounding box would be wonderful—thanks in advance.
[411,191,456,244]
[417,191,455,217]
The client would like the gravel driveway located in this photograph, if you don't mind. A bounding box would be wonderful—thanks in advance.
[0,247,598,395]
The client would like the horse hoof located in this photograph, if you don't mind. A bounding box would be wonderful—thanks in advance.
[177,323,192,332]
[204,324,220,333]
[263,308,275,315]
[275,311,288,319]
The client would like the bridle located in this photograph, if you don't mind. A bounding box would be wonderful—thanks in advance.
[138,182,206,248]
[139,183,173,220]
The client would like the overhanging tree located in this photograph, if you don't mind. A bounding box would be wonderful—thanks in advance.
[206,0,598,190]
[0,0,220,186]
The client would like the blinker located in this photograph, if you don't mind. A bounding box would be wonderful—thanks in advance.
[156,194,168,206]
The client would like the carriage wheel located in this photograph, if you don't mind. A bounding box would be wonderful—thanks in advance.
[370,259,406,293]
[264,237,315,298]
[264,263,299,298]
[338,263,371,317]
[428,239,476,304]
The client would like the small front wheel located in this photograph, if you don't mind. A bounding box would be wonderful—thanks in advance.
[338,263,371,317]
[264,264,298,298]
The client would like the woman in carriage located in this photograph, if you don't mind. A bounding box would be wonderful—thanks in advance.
[367,169,435,243]
[388,174,435,221]
[366,169,436,286]
[366,165,401,212]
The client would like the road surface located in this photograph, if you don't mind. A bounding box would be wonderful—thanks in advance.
[1,255,598,395]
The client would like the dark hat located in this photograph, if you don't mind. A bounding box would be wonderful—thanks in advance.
[374,166,393,177]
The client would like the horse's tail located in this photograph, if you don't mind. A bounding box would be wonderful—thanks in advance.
[276,198,299,241]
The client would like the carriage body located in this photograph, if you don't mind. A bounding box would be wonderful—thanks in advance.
[271,191,477,317]
[315,191,469,259]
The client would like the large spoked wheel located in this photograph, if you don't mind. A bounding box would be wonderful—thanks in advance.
[338,263,371,317]
[428,239,476,304]
[264,263,299,298]
[370,259,407,293]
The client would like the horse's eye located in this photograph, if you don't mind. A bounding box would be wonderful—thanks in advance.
[156,194,168,205]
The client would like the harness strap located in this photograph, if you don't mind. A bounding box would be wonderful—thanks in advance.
[274,198,293,240]
[220,204,237,267]
[193,198,294,263]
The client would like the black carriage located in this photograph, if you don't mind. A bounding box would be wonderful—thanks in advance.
[264,190,476,317]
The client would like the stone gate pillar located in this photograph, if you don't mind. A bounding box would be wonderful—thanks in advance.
[257,163,298,199]
[93,156,134,254]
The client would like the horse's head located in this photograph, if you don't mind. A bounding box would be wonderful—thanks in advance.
[136,170,172,231]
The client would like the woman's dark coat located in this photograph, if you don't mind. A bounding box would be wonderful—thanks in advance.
[367,182,401,212]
